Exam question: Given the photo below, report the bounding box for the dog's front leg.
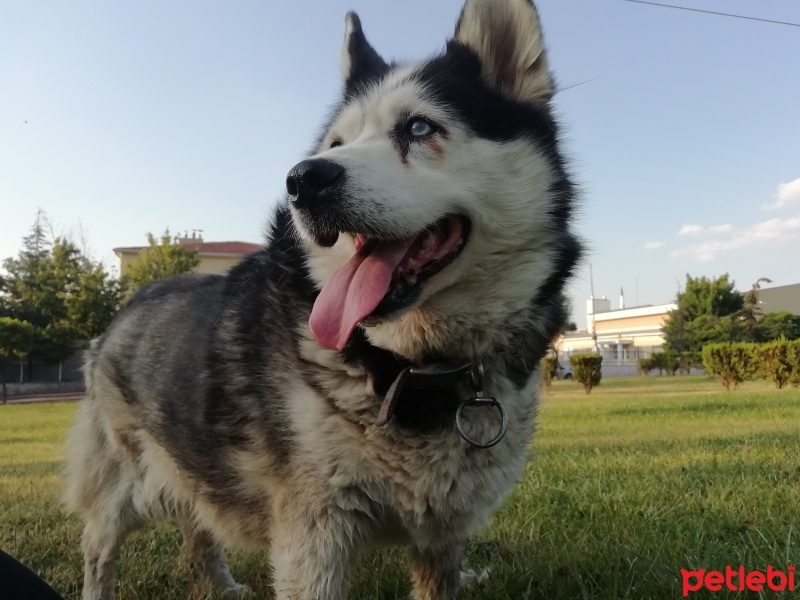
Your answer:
[270,494,362,600]
[409,544,464,600]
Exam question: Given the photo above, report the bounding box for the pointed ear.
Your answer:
[340,12,389,90]
[452,0,553,103]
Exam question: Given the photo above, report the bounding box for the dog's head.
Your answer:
[288,0,579,360]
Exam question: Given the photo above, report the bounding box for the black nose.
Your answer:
[286,159,344,209]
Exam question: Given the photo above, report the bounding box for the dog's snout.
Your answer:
[286,159,344,208]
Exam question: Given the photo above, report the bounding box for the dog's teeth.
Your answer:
[422,231,439,250]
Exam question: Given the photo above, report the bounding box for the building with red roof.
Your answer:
[114,231,262,276]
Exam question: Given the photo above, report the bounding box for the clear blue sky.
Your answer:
[2,0,799,328]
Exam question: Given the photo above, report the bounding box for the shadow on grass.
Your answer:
[0,436,41,445]
[536,429,800,461]
[0,460,63,478]
[351,540,688,600]
[8,522,799,600]
[608,400,762,417]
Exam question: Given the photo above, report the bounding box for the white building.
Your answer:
[554,295,676,368]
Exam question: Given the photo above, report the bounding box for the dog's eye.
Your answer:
[407,118,434,137]
[330,139,343,149]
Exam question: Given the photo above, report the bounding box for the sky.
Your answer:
[1,0,799,329]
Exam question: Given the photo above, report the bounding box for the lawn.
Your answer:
[1,376,799,599]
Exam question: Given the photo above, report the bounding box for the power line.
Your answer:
[558,75,604,94]
[620,0,800,29]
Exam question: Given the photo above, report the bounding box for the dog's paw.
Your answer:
[221,583,253,598]
[459,564,491,589]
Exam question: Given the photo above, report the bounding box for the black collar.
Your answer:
[376,361,476,426]
[377,361,507,449]
[341,330,508,448]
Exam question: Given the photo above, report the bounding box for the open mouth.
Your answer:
[309,215,469,351]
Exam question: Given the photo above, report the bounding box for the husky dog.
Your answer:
[64,0,581,598]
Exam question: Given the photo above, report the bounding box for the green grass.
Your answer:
[2,377,800,599]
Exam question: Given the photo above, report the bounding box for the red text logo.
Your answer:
[681,565,796,596]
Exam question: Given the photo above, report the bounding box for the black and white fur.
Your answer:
[64,1,582,598]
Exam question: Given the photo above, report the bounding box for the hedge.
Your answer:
[753,339,800,389]
[652,351,679,376]
[638,351,700,377]
[636,357,654,376]
[702,342,764,391]
[636,341,799,389]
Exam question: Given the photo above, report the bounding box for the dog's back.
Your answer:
[63,273,256,598]
[64,273,220,508]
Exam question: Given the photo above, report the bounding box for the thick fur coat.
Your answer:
[63,1,582,598]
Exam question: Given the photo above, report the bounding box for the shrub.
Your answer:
[636,357,654,376]
[677,351,699,375]
[702,342,760,391]
[649,352,664,375]
[663,351,679,376]
[757,339,794,389]
[569,353,603,395]
[788,340,800,387]
[651,351,679,376]
[541,356,559,390]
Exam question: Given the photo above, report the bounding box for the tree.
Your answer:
[124,230,200,292]
[0,209,52,322]
[663,306,692,353]
[1,213,123,364]
[49,241,124,342]
[0,317,35,401]
[759,311,800,341]
[680,274,744,321]
[663,274,745,352]
[738,277,772,342]
[686,314,743,348]
[569,353,603,395]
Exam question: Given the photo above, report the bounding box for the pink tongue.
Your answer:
[309,238,415,351]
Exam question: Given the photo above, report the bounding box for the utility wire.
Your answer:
[558,75,604,94]
[620,0,800,29]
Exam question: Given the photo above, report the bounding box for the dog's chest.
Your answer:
[326,380,535,535]
[293,333,538,534]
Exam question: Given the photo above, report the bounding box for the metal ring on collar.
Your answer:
[455,396,508,449]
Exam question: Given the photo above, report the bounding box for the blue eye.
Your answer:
[408,118,434,137]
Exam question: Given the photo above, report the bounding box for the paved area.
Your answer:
[1,392,83,405]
